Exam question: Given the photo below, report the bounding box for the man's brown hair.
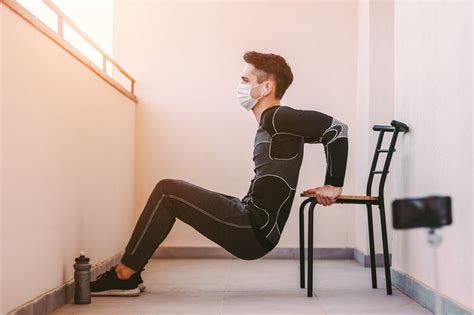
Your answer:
[243,51,293,99]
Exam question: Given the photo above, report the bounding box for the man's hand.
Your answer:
[302,185,343,206]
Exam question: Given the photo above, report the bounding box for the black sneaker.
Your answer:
[90,265,141,296]
[137,267,146,292]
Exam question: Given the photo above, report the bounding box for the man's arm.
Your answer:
[261,105,349,187]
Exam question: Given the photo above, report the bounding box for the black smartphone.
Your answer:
[392,196,452,229]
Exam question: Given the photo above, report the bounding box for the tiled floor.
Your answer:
[51,258,432,315]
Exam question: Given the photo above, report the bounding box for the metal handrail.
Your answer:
[42,0,135,94]
[3,0,136,99]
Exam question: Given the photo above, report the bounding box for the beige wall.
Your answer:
[1,5,136,314]
[391,0,472,310]
[113,0,359,249]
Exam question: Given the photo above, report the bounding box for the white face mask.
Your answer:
[236,81,268,111]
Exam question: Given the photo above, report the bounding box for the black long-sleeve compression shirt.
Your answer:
[241,104,349,251]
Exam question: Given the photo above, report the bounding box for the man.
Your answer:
[90,51,348,296]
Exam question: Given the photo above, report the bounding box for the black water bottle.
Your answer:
[74,251,91,304]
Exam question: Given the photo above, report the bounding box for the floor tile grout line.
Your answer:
[220,258,235,315]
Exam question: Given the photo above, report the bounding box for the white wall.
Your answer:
[353,0,369,256]
[113,0,359,249]
[353,0,396,257]
[392,1,472,310]
[355,0,472,309]
[1,5,136,314]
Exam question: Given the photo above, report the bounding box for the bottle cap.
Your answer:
[75,251,90,263]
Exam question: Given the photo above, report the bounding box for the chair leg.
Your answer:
[366,204,377,289]
[299,200,307,289]
[379,201,393,295]
[307,200,317,297]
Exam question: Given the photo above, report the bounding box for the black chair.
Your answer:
[298,120,409,297]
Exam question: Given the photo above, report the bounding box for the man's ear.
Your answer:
[263,81,272,96]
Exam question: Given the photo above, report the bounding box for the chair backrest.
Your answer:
[367,120,409,200]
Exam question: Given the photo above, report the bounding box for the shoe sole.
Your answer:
[138,283,146,292]
[91,287,141,297]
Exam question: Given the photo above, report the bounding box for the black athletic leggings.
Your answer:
[120,178,271,271]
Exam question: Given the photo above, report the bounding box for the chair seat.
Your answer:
[339,194,378,201]
[300,193,379,201]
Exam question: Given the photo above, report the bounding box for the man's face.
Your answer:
[240,63,268,100]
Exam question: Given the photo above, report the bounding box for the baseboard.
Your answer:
[7,251,126,315]
[154,246,391,267]
[391,268,473,315]
[353,247,392,267]
[152,246,355,259]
